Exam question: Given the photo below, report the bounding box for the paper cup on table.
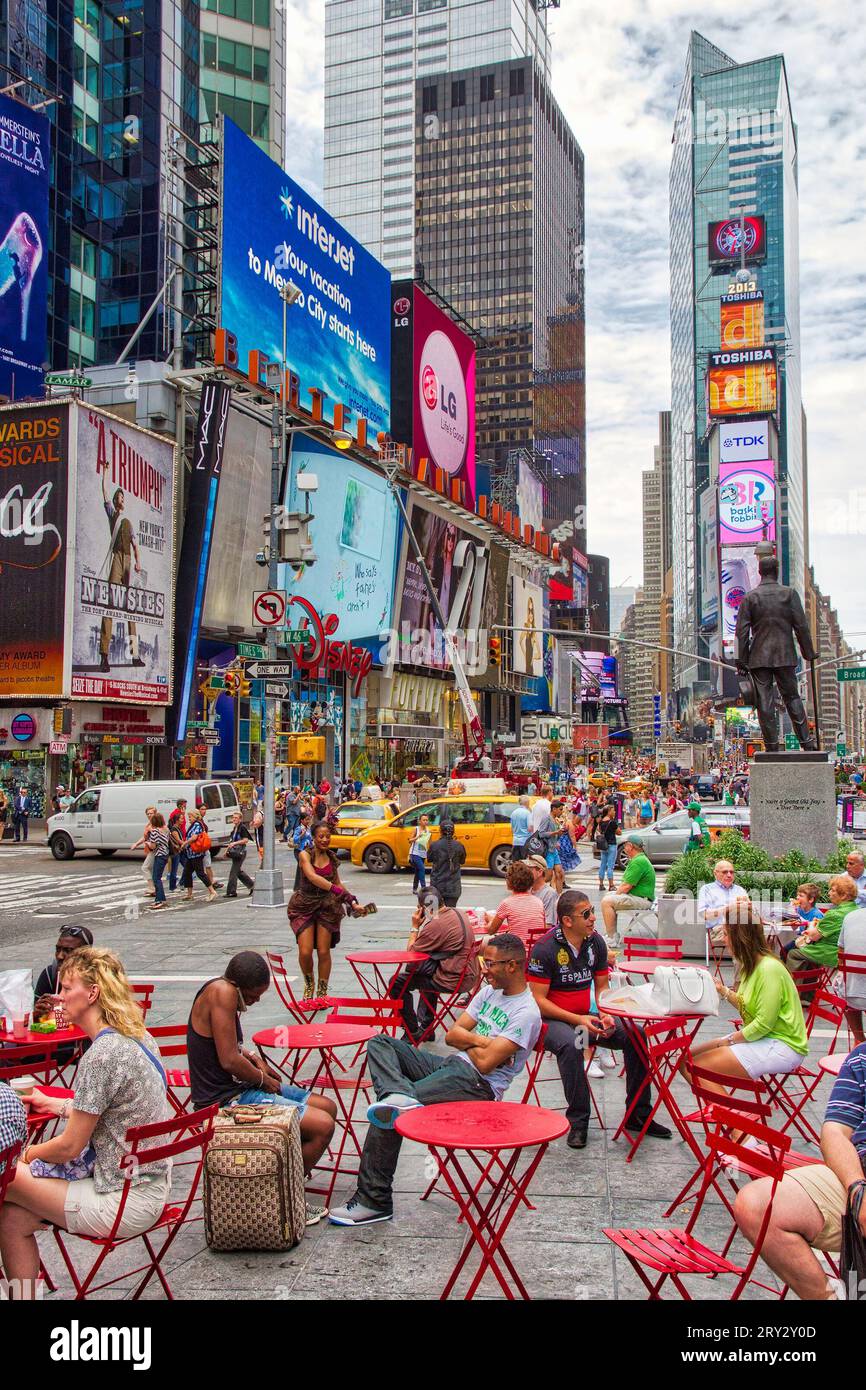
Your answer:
[11,1014,30,1040]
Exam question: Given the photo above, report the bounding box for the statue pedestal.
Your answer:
[749,752,837,862]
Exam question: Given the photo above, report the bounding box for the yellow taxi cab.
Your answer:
[349,792,523,878]
[329,799,399,854]
[617,777,652,796]
[587,771,617,790]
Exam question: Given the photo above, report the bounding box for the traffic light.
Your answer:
[224,670,240,697]
[488,635,502,667]
[239,674,251,698]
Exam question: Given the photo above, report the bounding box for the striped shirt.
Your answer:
[0,1082,27,1157]
[825,1043,866,1164]
[145,826,170,857]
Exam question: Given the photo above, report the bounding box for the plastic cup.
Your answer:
[11,1014,30,1040]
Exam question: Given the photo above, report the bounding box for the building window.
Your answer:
[480,73,495,102]
[418,0,446,9]
[384,0,413,18]
[509,67,525,98]
[422,84,438,113]
[202,0,270,21]
[451,79,465,108]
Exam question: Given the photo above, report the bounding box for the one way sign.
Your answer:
[265,682,290,699]
[246,661,293,679]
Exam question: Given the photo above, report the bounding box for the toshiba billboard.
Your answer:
[391,281,476,506]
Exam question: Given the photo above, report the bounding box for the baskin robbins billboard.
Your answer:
[718,458,776,545]
[218,116,390,433]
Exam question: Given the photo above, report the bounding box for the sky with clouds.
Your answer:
[283,1,865,639]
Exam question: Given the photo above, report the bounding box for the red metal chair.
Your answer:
[604,1105,792,1299]
[520,1020,605,1129]
[147,1023,193,1115]
[50,1105,217,1300]
[325,998,405,1034]
[763,988,848,1145]
[623,937,682,961]
[0,1138,22,1209]
[412,951,483,1046]
[132,983,155,1020]
[839,950,866,1044]
[266,952,330,1022]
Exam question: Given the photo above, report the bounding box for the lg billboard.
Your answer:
[219,117,391,433]
[391,281,476,507]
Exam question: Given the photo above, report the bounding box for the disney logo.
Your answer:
[287,595,373,696]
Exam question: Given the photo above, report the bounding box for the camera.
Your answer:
[255,548,269,568]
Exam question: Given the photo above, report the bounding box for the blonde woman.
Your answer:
[130,805,157,896]
[0,947,171,1299]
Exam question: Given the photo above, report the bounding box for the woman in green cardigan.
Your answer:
[784,874,857,976]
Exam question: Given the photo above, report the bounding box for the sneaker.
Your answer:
[366,1093,422,1130]
[329,1197,393,1227]
[305,1202,329,1227]
[601,1052,618,1069]
[587,1059,604,1079]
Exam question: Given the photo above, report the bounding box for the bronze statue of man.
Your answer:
[735,555,817,752]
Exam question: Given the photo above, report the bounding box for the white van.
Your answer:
[46,779,240,861]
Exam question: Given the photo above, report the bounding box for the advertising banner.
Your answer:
[397,501,489,670]
[720,292,764,350]
[521,631,558,713]
[720,547,760,660]
[413,286,476,506]
[516,460,544,534]
[719,458,776,544]
[575,650,620,702]
[0,400,69,697]
[699,488,720,628]
[512,575,544,677]
[718,418,771,462]
[71,407,176,705]
[0,93,50,400]
[708,215,767,266]
[707,354,777,419]
[219,116,390,433]
[280,436,400,643]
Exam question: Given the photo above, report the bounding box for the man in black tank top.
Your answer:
[187,951,337,1222]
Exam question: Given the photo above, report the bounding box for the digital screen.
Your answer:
[718,459,776,545]
[720,294,765,350]
[0,93,50,399]
[718,418,771,462]
[708,353,777,419]
[708,215,767,266]
[219,116,391,432]
[413,285,476,506]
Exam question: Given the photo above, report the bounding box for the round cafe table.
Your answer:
[615,958,671,979]
[596,991,708,1163]
[253,1021,380,1206]
[346,950,430,1000]
[0,1025,85,1050]
[395,1101,568,1301]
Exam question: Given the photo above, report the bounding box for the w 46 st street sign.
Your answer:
[837,666,866,682]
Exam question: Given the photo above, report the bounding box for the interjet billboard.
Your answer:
[718,419,771,462]
[413,287,476,506]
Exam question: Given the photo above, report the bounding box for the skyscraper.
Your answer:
[199,0,286,162]
[323,0,551,277]
[414,55,585,545]
[0,0,201,369]
[669,32,803,702]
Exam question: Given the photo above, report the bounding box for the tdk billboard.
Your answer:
[219,117,390,432]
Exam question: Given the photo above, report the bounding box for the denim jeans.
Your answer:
[355,1035,494,1213]
[233,1081,310,1119]
[598,845,617,881]
[410,854,427,891]
[543,1017,652,1130]
[152,853,168,904]
[168,852,182,891]
[387,958,440,1039]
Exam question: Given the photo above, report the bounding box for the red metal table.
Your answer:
[818,1053,849,1078]
[395,1101,568,1301]
[0,1025,85,1049]
[0,1027,86,1087]
[253,1021,380,1205]
[346,950,430,1000]
[615,959,670,979]
[596,991,708,1162]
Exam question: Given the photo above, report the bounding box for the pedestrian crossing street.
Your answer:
[0,870,180,920]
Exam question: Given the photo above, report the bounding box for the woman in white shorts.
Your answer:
[684,905,809,1090]
[0,947,171,1298]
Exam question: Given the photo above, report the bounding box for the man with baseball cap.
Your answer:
[599,835,656,949]
[526,854,558,928]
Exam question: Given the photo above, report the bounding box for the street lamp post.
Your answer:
[251,282,300,910]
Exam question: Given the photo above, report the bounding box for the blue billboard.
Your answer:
[279,437,400,643]
[220,117,390,432]
[0,93,50,399]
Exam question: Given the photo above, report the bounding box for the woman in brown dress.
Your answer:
[287,823,374,1000]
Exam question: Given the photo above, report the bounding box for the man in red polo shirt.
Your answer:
[527,890,672,1150]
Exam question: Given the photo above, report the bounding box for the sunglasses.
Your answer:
[60,926,90,940]
[575,908,594,921]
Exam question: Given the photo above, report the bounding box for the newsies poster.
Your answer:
[69,406,177,704]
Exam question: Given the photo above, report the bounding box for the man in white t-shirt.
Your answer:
[529,784,553,833]
[696,860,749,943]
[330,934,541,1226]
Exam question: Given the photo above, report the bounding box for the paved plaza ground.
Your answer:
[0,841,838,1301]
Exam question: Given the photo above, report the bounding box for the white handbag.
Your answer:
[648,965,719,1017]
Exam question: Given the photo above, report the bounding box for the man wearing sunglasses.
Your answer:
[527,890,671,1150]
[32,925,94,1020]
[696,859,749,947]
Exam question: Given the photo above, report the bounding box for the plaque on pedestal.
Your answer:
[749,752,837,862]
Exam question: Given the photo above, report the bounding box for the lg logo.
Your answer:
[422,364,438,410]
[418,330,469,475]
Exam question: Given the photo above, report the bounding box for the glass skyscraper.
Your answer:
[670,31,803,699]
[323,0,552,277]
[198,0,285,162]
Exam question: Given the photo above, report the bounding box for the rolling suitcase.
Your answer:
[204,1104,306,1251]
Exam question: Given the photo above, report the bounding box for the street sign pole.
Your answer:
[251,377,285,910]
